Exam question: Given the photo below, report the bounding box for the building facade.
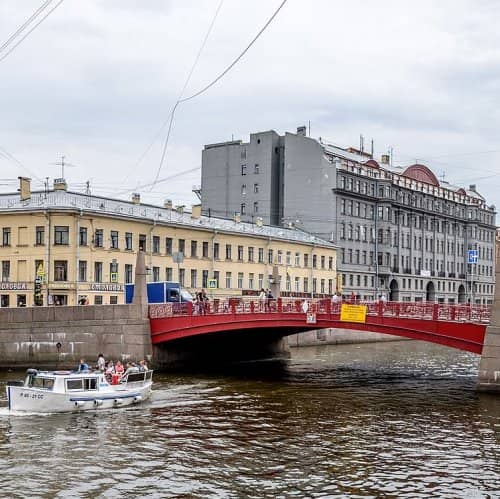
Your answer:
[201,128,496,304]
[0,179,337,308]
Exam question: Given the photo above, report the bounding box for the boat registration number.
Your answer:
[20,392,44,400]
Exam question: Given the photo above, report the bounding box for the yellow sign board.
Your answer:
[36,263,45,277]
[340,304,367,323]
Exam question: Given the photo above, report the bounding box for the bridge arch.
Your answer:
[389,279,399,301]
[426,281,435,302]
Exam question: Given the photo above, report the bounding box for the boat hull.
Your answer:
[6,383,152,413]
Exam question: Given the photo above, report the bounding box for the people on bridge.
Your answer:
[259,288,267,312]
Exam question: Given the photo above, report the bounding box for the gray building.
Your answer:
[201,128,496,304]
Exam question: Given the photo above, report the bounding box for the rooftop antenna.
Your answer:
[308,120,311,137]
[85,180,91,195]
[50,155,76,179]
[439,171,446,182]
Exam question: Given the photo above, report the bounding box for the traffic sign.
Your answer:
[467,249,478,264]
[208,279,217,289]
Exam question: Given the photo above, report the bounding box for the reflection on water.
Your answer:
[0,341,499,498]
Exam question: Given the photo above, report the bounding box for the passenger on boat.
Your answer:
[97,353,106,372]
[77,359,89,372]
[114,360,124,376]
[139,360,148,371]
[123,362,140,377]
[105,361,114,383]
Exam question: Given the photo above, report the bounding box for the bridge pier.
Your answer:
[477,242,500,393]
[153,329,289,369]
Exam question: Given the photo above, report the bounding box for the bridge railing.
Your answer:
[149,297,491,324]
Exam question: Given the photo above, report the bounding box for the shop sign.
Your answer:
[89,283,124,292]
[0,282,28,291]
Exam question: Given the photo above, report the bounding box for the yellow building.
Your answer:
[0,178,337,307]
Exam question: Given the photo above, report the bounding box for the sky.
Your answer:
[0,0,499,215]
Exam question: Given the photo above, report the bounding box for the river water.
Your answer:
[0,341,499,498]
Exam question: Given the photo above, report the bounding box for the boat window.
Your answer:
[145,371,152,380]
[30,377,55,390]
[83,378,97,390]
[66,379,84,391]
[126,372,145,383]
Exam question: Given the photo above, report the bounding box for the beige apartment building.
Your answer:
[0,178,337,307]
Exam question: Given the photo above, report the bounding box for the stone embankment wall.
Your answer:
[0,304,152,369]
[286,329,408,347]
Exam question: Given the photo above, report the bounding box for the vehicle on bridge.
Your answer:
[125,281,193,304]
[6,368,153,413]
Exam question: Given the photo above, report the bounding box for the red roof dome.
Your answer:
[403,163,439,186]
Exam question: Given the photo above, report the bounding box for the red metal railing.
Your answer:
[149,298,491,324]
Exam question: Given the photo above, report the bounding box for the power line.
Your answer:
[149,0,289,190]
[0,0,65,64]
[146,0,224,191]
[0,145,43,181]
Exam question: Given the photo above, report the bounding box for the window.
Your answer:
[165,237,173,255]
[110,231,119,249]
[304,254,309,267]
[79,227,88,246]
[248,247,254,262]
[226,272,232,289]
[328,257,333,270]
[110,261,118,282]
[295,252,301,266]
[179,268,185,286]
[54,260,67,281]
[153,236,160,254]
[258,274,264,289]
[36,226,45,246]
[152,266,160,281]
[241,203,246,215]
[253,201,258,213]
[226,244,232,260]
[94,229,103,248]
[94,295,103,305]
[312,255,317,268]
[241,184,247,195]
[249,273,254,289]
[213,242,220,259]
[268,249,273,264]
[125,232,133,250]
[2,261,10,281]
[241,164,247,175]
[202,241,209,258]
[237,272,244,289]
[258,248,264,263]
[125,264,133,284]
[139,234,147,251]
[178,239,185,254]
[190,269,197,288]
[94,262,103,282]
[191,240,197,257]
[254,163,259,174]
[165,267,173,281]
[202,270,208,288]
[238,245,244,261]
[286,251,291,265]
[213,271,219,288]
[78,261,87,282]
[304,277,309,293]
[254,183,259,193]
[110,296,118,305]
[2,228,11,246]
[277,251,282,264]
[321,256,326,269]
[54,226,69,245]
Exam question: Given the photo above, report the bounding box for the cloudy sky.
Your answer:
[1,0,499,214]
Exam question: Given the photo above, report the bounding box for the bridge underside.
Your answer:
[151,314,486,368]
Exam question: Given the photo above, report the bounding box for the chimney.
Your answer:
[164,199,173,210]
[234,212,241,223]
[176,205,184,214]
[381,154,390,165]
[132,193,141,204]
[297,126,307,137]
[255,217,263,227]
[18,176,31,201]
[469,184,476,192]
[53,178,67,191]
[191,204,202,219]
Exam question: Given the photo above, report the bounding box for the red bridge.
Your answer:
[149,298,490,355]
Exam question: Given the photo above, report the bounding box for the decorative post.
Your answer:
[477,237,500,392]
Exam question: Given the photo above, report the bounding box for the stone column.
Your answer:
[132,250,149,318]
[477,238,500,392]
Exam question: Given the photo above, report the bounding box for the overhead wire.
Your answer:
[0,0,65,64]
[148,0,289,191]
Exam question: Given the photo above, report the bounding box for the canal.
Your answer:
[0,341,499,498]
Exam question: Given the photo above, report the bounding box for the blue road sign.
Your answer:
[468,249,478,264]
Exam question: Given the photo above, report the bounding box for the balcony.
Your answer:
[391,267,400,273]
[403,268,412,274]
[459,273,466,279]
[448,272,456,278]
[438,271,446,278]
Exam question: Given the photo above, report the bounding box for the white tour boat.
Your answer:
[6,368,153,413]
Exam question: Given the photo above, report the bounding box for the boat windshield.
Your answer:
[28,377,55,390]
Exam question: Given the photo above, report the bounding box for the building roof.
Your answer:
[0,189,336,249]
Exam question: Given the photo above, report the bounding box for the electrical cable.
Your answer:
[148,0,288,191]
[0,0,65,64]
